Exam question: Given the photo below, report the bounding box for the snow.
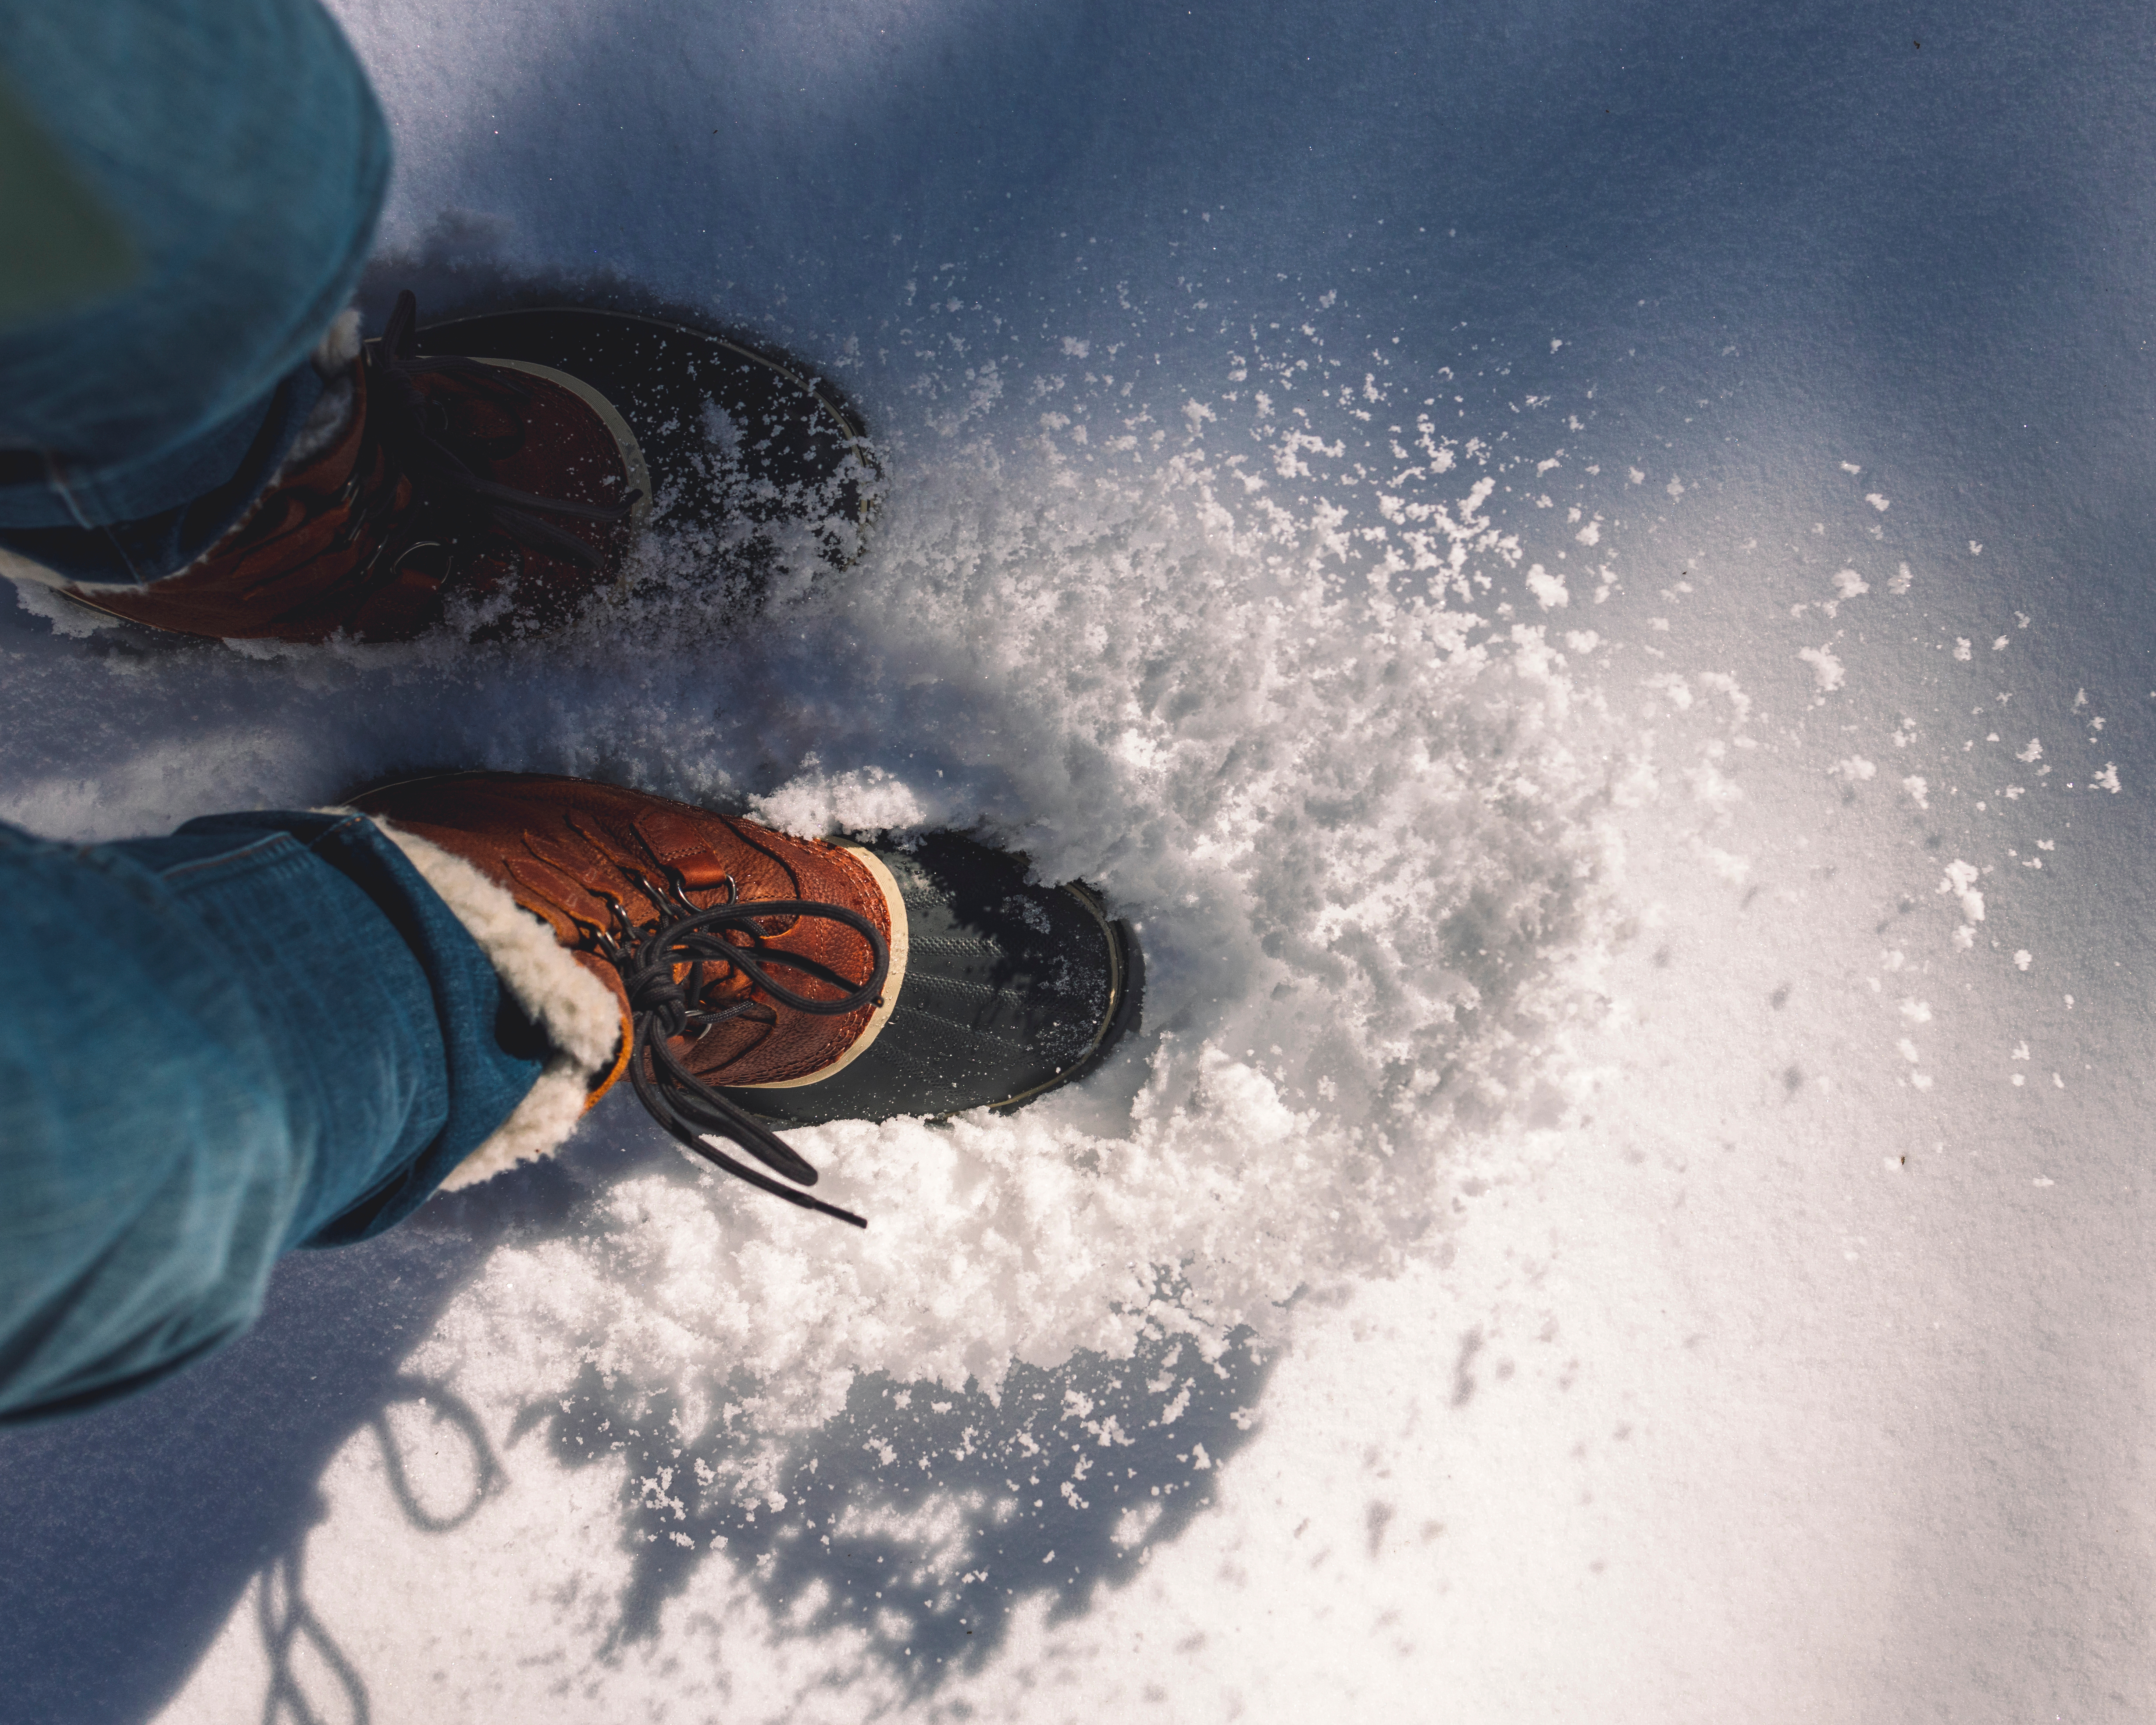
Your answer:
[4,0,2156,1720]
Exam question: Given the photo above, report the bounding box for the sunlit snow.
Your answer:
[4,1,2152,1721]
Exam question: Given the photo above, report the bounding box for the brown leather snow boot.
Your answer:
[355,770,906,1224]
[356,770,1143,1228]
[60,292,647,643]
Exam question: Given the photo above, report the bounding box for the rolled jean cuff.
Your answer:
[0,809,549,1423]
[171,809,559,1244]
[0,0,394,586]
[0,360,323,587]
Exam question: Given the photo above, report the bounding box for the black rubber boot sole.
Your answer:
[722,833,1145,1127]
[412,304,880,612]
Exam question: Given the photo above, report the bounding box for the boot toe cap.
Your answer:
[723,834,1141,1126]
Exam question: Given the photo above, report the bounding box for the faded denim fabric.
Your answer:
[0,813,545,1424]
[0,0,390,577]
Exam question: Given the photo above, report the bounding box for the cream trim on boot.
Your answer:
[365,815,625,1193]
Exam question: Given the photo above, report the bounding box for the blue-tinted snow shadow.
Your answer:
[5,0,2151,1711]
[0,1188,524,1725]
[549,1337,1276,1689]
[368,0,2147,424]
[356,0,2156,704]
[0,1101,1271,1722]
[493,1153,1277,1691]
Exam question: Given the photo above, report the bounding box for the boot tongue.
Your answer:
[517,828,656,926]
[633,809,735,888]
[505,854,616,931]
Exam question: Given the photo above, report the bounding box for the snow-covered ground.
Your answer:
[3,1,2153,1718]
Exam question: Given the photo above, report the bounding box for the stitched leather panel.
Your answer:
[356,773,890,1087]
[65,353,633,643]
[631,808,733,887]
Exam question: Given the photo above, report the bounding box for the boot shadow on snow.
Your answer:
[0,241,1236,1719]
[421,1109,1274,1695]
[0,1087,1268,1724]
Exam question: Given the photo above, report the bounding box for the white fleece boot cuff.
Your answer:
[282,306,365,470]
[368,816,624,1193]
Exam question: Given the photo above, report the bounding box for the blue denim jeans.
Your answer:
[0,815,547,1424]
[0,0,390,583]
[0,14,544,1425]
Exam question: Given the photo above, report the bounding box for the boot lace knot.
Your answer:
[563,828,887,1229]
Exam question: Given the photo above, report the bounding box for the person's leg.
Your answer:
[0,773,1137,1422]
[0,812,599,1423]
[0,4,864,642]
[0,0,390,584]
[0,4,645,640]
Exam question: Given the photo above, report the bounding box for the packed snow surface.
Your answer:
[4,0,2154,1720]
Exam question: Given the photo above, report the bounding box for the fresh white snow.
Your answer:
[2,1,2152,1720]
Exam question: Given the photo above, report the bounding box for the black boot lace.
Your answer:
[359,289,642,577]
[565,830,888,1229]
